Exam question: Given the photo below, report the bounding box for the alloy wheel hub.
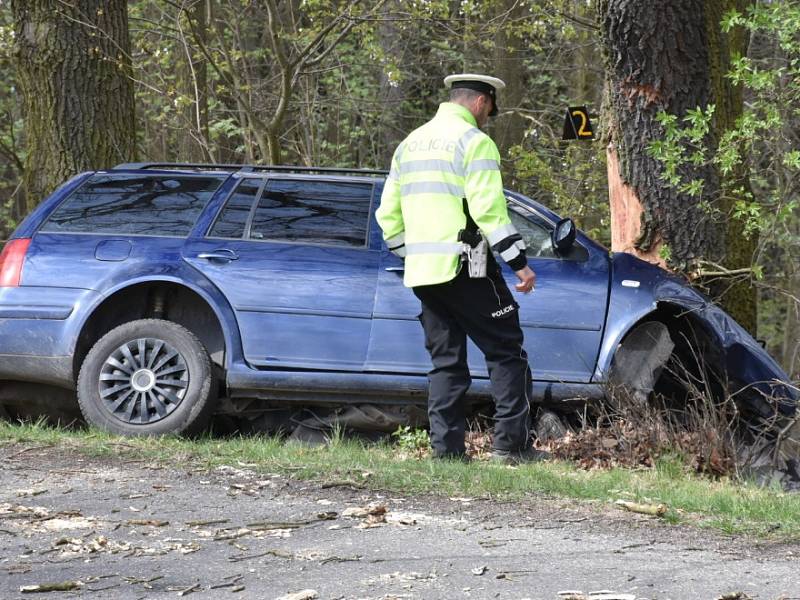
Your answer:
[131,369,156,392]
[98,338,189,425]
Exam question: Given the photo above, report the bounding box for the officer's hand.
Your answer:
[514,266,536,293]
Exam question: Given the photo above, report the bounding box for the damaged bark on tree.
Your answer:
[599,0,757,333]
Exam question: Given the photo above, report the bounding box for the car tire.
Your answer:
[77,319,215,436]
[608,321,675,408]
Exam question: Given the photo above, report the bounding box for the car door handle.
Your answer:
[197,249,239,261]
[385,266,404,272]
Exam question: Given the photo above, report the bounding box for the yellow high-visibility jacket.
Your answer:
[376,102,527,288]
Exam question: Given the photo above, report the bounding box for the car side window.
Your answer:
[506,202,557,259]
[41,174,224,237]
[249,179,371,247]
[208,178,262,238]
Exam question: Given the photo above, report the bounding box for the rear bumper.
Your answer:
[0,288,97,387]
[0,354,74,388]
[0,287,99,357]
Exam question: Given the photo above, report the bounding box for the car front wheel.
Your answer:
[77,319,215,436]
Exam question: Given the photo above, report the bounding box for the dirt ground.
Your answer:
[1,443,799,600]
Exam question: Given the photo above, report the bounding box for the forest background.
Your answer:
[0,0,798,378]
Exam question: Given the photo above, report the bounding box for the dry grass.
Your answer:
[543,344,799,487]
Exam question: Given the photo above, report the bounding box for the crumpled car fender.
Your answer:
[594,253,796,414]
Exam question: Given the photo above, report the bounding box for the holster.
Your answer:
[465,237,488,278]
[457,207,487,279]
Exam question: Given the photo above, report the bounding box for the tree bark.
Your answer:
[781,273,800,379]
[490,0,527,186]
[178,0,212,162]
[376,0,410,166]
[600,0,757,333]
[12,0,135,210]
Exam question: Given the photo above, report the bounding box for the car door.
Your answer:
[366,194,610,383]
[183,175,379,371]
[501,198,609,382]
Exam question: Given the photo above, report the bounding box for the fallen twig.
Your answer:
[245,520,314,530]
[124,519,168,527]
[228,549,292,562]
[177,583,201,596]
[319,554,362,564]
[20,580,83,593]
[85,583,120,592]
[321,480,365,489]
[209,581,240,589]
[213,530,252,542]
[8,445,55,460]
[210,574,244,589]
[614,500,668,517]
[186,518,229,527]
[121,575,163,587]
[618,540,656,550]
[34,510,82,522]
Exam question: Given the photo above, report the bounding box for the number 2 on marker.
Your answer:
[572,109,591,137]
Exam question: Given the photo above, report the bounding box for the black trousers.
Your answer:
[412,263,533,456]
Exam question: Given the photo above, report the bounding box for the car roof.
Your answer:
[107,162,571,229]
[111,163,389,178]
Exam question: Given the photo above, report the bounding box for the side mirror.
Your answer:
[552,218,576,254]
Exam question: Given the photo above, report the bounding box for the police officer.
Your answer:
[376,74,547,464]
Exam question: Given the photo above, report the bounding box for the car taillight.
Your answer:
[0,238,31,287]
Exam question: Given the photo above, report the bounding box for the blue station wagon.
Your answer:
[0,164,794,435]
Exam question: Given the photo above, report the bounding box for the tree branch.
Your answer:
[289,1,360,69]
[0,137,23,173]
[304,0,390,69]
[264,0,290,70]
[186,4,270,145]
[689,260,759,279]
[546,6,600,31]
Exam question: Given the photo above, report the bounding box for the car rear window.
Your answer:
[41,174,224,236]
[248,179,372,247]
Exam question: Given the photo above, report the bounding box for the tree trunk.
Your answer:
[490,0,527,187]
[600,0,757,333]
[781,272,800,379]
[376,0,409,166]
[12,0,135,210]
[179,0,211,162]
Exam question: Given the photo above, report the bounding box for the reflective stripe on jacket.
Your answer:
[376,102,527,288]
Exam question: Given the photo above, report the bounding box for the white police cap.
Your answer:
[444,73,506,116]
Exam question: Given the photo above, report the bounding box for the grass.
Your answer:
[2,419,800,541]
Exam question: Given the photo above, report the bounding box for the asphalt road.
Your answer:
[0,444,798,600]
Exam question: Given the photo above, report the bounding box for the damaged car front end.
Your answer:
[597,251,796,426]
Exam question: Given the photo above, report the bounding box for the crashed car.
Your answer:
[0,163,795,436]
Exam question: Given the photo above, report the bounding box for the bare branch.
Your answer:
[543,5,600,32]
[174,0,214,162]
[689,260,760,279]
[289,2,359,69]
[0,136,23,172]
[304,0,390,69]
[302,18,357,70]
[264,0,290,70]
